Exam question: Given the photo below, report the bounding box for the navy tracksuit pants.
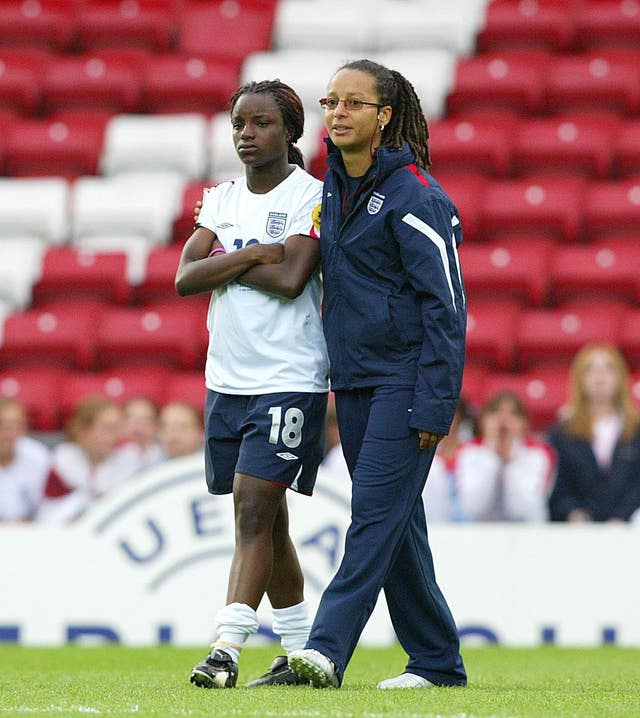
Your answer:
[307,385,467,686]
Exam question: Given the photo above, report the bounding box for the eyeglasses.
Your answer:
[319,97,382,111]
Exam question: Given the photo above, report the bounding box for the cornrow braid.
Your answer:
[338,59,431,169]
[228,79,306,168]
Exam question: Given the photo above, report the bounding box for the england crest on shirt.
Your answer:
[367,192,385,215]
[266,211,287,238]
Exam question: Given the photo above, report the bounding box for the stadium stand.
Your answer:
[0,0,639,436]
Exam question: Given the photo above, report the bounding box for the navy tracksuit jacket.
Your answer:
[307,140,468,686]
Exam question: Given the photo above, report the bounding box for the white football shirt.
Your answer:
[197,166,329,394]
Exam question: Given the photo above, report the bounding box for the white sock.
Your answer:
[213,602,259,664]
[272,600,312,653]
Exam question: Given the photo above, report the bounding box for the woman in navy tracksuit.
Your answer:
[289,59,467,689]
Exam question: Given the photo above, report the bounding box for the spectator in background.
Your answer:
[423,397,475,523]
[117,396,164,471]
[0,398,50,522]
[548,344,640,523]
[455,391,555,522]
[36,396,140,525]
[157,401,204,460]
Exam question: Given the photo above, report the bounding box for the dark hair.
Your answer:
[229,79,306,168]
[482,391,529,420]
[337,59,430,169]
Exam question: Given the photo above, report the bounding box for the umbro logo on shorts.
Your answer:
[276,452,299,461]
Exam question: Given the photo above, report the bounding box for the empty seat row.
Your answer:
[8,236,640,316]
[0,241,187,310]
[0,0,276,62]
[429,114,640,179]
[462,238,640,307]
[477,0,640,53]
[0,0,484,58]
[0,300,209,372]
[465,300,640,372]
[2,173,638,255]
[0,364,205,433]
[0,49,241,116]
[431,174,640,244]
[447,49,640,117]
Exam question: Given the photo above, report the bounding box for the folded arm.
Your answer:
[238,234,321,299]
[174,227,283,296]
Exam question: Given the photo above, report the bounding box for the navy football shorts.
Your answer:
[204,389,328,496]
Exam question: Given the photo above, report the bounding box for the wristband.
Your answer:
[208,247,226,257]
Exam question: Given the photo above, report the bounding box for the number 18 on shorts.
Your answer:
[204,390,328,496]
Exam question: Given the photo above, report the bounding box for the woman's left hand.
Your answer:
[419,430,444,450]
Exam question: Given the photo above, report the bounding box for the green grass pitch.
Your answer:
[0,645,639,717]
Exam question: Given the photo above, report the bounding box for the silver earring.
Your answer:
[379,124,385,131]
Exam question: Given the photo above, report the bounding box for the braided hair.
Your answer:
[337,59,431,169]
[228,79,306,168]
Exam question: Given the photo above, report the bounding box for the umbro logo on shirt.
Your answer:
[216,222,234,229]
[276,452,299,461]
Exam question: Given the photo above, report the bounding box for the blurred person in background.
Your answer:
[157,401,204,460]
[455,391,555,522]
[117,396,164,471]
[36,396,139,525]
[422,396,475,523]
[0,398,50,522]
[548,344,640,523]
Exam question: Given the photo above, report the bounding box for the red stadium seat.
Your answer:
[429,116,515,177]
[476,0,576,52]
[172,179,211,244]
[480,176,586,243]
[135,244,183,303]
[76,0,177,52]
[4,114,107,177]
[511,115,618,179]
[42,53,143,114]
[59,366,170,425]
[0,366,66,432]
[461,239,552,306]
[446,50,550,116]
[516,304,624,369]
[575,1,640,51]
[0,305,100,370]
[433,172,486,244]
[465,300,521,370]
[95,303,206,370]
[544,52,640,115]
[583,179,640,242]
[480,366,571,432]
[142,53,239,115]
[550,239,640,304]
[460,364,488,413]
[0,48,51,115]
[161,370,206,410]
[619,308,640,371]
[0,0,77,52]
[32,247,132,306]
[179,1,276,65]
[614,120,640,178]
